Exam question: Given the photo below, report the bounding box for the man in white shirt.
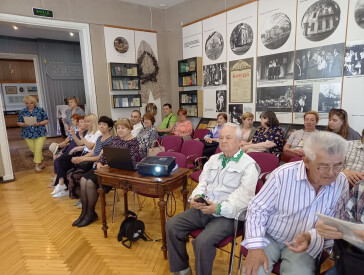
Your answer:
[166,123,259,275]
[243,131,349,275]
[130,110,143,137]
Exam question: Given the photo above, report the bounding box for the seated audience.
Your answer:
[72,118,139,227]
[316,179,364,275]
[57,114,82,152]
[166,123,259,275]
[63,96,85,131]
[52,116,112,198]
[130,110,143,137]
[342,129,364,186]
[242,131,349,275]
[137,113,159,159]
[202,112,227,157]
[242,111,284,155]
[170,108,193,139]
[240,112,257,146]
[157,103,178,136]
[283,110,319,158]
[327,108,361,140]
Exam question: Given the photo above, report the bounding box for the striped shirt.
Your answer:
[242,160,349,258]
[344,140,364,173]
[92,136,112,157]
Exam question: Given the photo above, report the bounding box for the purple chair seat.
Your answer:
[190,170,202,182]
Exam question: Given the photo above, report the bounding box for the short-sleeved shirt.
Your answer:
[286,129,317,149]
[64,106,85,127]
[159,113,178,134]
[347,127,361,141]
[83,130,102,153]
[92,135,112,157]
[251,125,284,155]
[172,120,193,137]
[344,140,364,173]
[17,106,48,139]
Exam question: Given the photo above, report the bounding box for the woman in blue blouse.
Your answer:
[242,111,284,155]
[202,113,227,157]
[17,95,49,172]
[137,113,159,159]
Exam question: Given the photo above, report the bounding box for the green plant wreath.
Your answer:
[137,51,159,84]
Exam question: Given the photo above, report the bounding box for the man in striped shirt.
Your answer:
[242,131,349,275]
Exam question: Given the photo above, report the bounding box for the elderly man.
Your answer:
[243,131,349,275]
[157,103,178,135]
[130,110,143,137]
[166,123,259,275]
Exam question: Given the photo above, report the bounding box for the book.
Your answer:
[115,80,120,89]
[114,97,120,108]
[127,68,133,76]
[112,80,118,90]
[123,98,129,107]
[132,67,137,76]
[133,97,140,106]
[189,60,196,71]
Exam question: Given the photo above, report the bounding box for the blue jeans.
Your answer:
[325,266,338,275]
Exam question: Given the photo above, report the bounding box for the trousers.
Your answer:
[166,208,234,275]
[24,136,47,164]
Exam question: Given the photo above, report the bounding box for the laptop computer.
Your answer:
[102,146,137,171]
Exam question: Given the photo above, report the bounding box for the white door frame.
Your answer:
[0,13,98,181]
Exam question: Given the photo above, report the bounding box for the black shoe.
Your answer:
[77,213,98,228]
[72,216,84,227]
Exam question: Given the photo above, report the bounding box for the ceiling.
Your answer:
[0,21,80,42]
[119,0,186,9]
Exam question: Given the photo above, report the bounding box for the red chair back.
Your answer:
[181,140,204,162]
[157,151,187,168]
[247,152,279,174]
[193,129,210,140]
[161,135,183,152]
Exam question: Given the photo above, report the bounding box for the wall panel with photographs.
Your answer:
[182,0,364,131]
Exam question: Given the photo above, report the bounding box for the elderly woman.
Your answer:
[63,96,85,132]
[170,108,193,139]
[202,113,227,157]
[17,95,49,172]
[137,113,159,159]
[240,112,257,146]
[242,111,284,155]
[327,108,361,140]
[72,118,139,227]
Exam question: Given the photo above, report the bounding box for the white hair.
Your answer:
[222,122,242,139]
[304,131,348,161]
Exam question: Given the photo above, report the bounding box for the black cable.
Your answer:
[143,231,162,242]
[166,192,177,217]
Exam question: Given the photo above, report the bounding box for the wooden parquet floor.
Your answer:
[0,167,238,275]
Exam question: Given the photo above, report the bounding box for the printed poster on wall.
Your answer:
[104,27,136,63]
[229,58,253,103]
[183,22,203,59]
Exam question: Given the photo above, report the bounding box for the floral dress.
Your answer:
[251,125,284,155]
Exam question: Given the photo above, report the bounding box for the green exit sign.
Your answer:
[32,8,54,18]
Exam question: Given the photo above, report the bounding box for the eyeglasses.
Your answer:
[331,109,346,118]
[316,164,343,174]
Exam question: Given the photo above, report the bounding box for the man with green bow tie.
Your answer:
[166,123,260,275]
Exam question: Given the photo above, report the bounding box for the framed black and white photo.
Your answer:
[344,40,364,76]
[355,0,364,29]
[294,43,344,80]
[205,31,224,61]
[257,51,294,82]
[318,82,341,112]
[230,23,253,56]
[293,84,313,112]
[114,37,129,53]
[256,86,293,112]
[301,0,341,42]
[203,63,227,87]
[228,104,243,124]
[216,90,227,112]
[261,13,291,50]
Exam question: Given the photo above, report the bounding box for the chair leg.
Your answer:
[237,251,243,275]
[112,188,117,223]
[153,198,156,209]
[137,194,142,210]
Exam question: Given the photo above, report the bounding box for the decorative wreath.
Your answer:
[137,51,159,84]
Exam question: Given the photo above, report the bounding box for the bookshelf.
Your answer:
[109,63,140,90]
[179,90,203,117]
[111,94,142,108]
[178,57,202,87]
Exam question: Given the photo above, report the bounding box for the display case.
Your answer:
[109,63,140,91]
[179,90,203,117]
[178,57,202,87]
[111,94,142,108]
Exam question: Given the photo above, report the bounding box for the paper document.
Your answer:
[317,214,364,250]
[24,116,37,126]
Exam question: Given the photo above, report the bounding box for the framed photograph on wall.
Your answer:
[5,86,17,94]
[229,58,253,103]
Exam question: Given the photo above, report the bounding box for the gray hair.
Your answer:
[222,122,242,139]
[304,131,348,161]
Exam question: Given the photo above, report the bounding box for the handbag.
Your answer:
[333,239,364,275]
[147,140,165,156]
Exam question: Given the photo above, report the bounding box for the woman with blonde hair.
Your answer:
[240,112,257,146]
[17,95,49,172]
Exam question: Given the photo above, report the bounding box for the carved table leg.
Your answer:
[98,186,108,238]
[158,196,168,260]
[123,188,129,217]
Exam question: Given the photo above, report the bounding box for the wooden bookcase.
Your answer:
[179,90,203,117]
[111,94,142,108]
[109,63,140,91]
[178,57,202,87]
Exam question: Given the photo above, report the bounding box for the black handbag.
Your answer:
[117,210,146,248]
[333,239,364,275]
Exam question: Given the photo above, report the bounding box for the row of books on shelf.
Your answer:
[179,75,197,86]
[112,79,139,90]
[180,94,197,104]
[114,97,141,108]
[179,60,196,73]
[111,66,138,76]
[181,105,198,116]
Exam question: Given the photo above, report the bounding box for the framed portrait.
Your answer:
[5,86,17,94]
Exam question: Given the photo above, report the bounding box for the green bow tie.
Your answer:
[219,150,243,168]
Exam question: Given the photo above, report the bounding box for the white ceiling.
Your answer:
[119,0,186,9]
[0,21,80,42]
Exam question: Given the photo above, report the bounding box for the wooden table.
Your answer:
[95,167,190,260]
